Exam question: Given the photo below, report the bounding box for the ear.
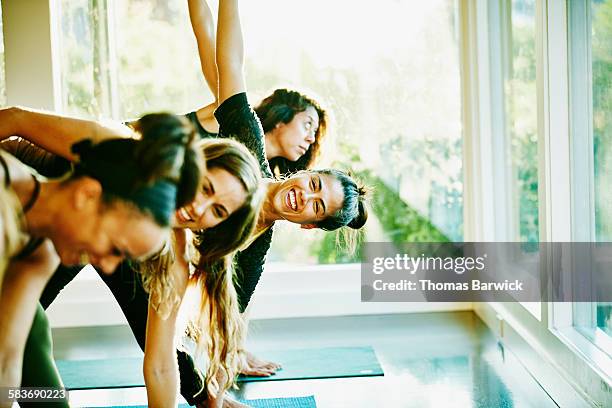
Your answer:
[72,177,103,211]
[300,223,317,230]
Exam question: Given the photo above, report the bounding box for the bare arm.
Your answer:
[0,240,59,395]
[0,107,133,162]
[216,0,246,105]
[188,0,219,102]
[143,232,189,408]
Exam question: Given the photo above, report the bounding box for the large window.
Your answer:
[591,0,612,338]
[58,0,464,266]
[505,0,538,244]
[569,0,612,350]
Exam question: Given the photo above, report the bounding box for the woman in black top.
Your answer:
[187,0,329,178]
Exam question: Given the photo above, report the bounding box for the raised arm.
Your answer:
[0,107,133,162]
[188,0,219,102]
[216,0,246,104]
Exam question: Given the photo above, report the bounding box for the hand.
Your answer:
[240,350,281,377]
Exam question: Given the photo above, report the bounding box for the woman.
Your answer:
[0,112,202,400]
[0,120,263,408]
[186,0,329,177]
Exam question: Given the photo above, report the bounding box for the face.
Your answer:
[274,106,319,162]
[271,172,345,226]
[52,182,168,274]
[173,167,248,230]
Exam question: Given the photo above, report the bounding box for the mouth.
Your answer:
[285,188,298,211]
[298,146,308,154]
[176,207,194,223]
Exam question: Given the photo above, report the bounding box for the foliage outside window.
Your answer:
[58,0,464,265]
[591,0,611,338]
[505,0,539,244]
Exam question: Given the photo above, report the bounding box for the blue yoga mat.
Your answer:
[105,395,316,408]
[57,346,382,390]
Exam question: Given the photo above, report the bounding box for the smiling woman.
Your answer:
[265,171,345,227]
[173,138,256,231]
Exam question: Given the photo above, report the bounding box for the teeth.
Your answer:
[180,208,192,222]
[289,190,297,210]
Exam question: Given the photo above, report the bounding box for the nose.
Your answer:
[192,193,213,218]
[299,188,317,206]
[304,131,315,144]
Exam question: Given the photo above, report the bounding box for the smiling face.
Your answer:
[272,106,320,162]
[173,167,248,230]
[51,179,167,274]
[270,171,345,226]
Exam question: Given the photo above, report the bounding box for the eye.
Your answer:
[213,205,227,219]
[314,201,319,214]
[310,177,316,191]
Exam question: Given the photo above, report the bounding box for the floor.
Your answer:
[51,312,570,408]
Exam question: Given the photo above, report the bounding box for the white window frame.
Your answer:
[470,0,610,405]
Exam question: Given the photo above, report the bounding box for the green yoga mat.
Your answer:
[57,346,382,390]
[106,396,316,408]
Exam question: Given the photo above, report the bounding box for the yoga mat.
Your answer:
[58,346,383,390]
[106,396,316,408]
[239,346,383,382]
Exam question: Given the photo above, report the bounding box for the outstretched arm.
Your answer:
[216,0,246,105]
[0,107,133,162]
[0,240,59,394]
[143,231,189,408]
[188,0,219,102]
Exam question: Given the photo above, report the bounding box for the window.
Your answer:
[568,0,612,354]
[495,0,539,244]
[486,0,540,317]
[58,0,464,266]
[591,0,612,341]
[248,0,464,265]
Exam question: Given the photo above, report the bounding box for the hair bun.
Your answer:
[70,139,95,158]
[348,198,368,230]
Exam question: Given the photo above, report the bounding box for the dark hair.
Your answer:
[312,169,368,231]
[255,88,328,176]
[71,113,203,226]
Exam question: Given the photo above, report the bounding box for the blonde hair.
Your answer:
[138,138,264,398]
[188,257,246,398]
